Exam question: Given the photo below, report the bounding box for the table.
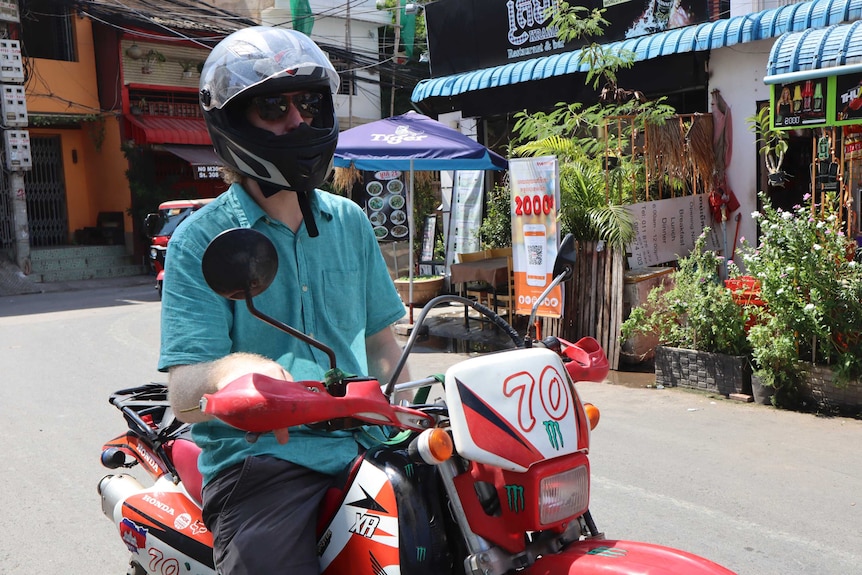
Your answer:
[450,256,509,287]
[450,256,510,325]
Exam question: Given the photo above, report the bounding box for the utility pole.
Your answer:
[0,36,32,273]
[390,1,400,117]
[346,0,353,128]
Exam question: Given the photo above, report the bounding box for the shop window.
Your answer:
[20,0,76,62]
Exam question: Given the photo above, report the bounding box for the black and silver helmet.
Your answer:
[200,26,340,199]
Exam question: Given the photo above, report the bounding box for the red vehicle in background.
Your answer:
[145,198,214,297]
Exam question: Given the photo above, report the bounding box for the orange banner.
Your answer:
[509,157,562,318]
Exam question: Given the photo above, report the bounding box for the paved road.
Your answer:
[0,278,860,574]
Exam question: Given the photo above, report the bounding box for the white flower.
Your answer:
[751,211,762,219]
[804,303,815,312]
[776,288,784,295]
[813,244,822,251]
[781,212,793,220]
[817,221,825,228]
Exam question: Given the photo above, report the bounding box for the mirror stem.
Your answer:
[245,291,337,371]
[525,267,572,347]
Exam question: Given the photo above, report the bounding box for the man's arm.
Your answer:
[366,326,410,387]
[168,352,292,424]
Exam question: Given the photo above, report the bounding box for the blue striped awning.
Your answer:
[412,0,862,102]
[764,20,862,83]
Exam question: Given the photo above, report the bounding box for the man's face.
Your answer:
[246,92,322,135]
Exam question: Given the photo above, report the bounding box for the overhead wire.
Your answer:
[22,0,429,118]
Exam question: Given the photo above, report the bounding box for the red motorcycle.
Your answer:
[99,229,735,575]
[144,198,214,297]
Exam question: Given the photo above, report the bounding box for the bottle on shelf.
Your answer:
[813,82,823,112]
[802,80,813,112]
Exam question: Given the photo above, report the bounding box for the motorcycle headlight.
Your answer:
[539,464,589,525]
[149,248,158,259]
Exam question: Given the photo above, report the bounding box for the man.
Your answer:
[159,26,408,575]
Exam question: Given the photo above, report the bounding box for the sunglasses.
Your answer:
[250,93,322,122]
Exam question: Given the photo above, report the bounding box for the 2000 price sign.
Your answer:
[514,194,554,216]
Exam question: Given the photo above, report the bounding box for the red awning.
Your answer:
[125,115,211,146]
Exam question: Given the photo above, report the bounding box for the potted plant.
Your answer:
[393,274,444,305]
[141,49,165,74]
[747,107,789,187]
[125,43,143,60]
[178,60,197,79]
[740,193,862,413]
[620,229,752,396]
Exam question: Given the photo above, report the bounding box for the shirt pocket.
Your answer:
[321,269,363,331]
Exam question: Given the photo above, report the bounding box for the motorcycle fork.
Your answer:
[437,458,490,555]
[437,458,602,575]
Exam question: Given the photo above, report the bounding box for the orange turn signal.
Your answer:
[584,403,600,430]
[416,428,453,464]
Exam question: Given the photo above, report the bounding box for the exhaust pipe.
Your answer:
[98,474,144,520]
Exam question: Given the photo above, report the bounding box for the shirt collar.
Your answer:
[231,184,334,228]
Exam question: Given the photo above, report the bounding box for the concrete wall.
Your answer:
[260,2,386,125]
[708,38,775,270]
[205,1,389,125]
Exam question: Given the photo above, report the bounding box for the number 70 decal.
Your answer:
[502,365,571,433]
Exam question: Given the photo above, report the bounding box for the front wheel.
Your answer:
[156,279,163,300]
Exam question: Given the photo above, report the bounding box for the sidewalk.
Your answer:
[394,299,656,389]
[0,258,43,296]
[0,262,656,388]
[0,259,155,297]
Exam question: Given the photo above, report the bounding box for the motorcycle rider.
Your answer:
[158,26,409,575]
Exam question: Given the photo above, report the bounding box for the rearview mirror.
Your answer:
[551,233,576,279]
[144,213,159,238]
[202,228,278,301]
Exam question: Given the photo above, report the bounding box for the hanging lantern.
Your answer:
[126,44,143,60]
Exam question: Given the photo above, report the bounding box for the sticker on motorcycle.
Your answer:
[120,518,147,553]
[174,513,192,530]
[319,461,400,575]
[445,348,588,472]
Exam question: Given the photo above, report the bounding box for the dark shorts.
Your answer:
[202,456,332,575]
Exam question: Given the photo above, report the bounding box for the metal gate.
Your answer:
[24,136,68,247]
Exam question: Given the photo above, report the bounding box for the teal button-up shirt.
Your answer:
[158,183,405,484]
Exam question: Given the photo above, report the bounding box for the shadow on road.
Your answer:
[0,276,159,318]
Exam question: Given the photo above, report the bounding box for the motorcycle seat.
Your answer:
[169,437,204,505]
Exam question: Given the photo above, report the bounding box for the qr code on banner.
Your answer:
[527,244,543,266]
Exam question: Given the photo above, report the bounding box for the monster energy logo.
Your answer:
[586,546,628,558]
[405,463,415,478]
[543,420,564,450]
[416,546,426,561]
[505,484,525,513]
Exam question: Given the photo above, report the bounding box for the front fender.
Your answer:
[526,539,735,575]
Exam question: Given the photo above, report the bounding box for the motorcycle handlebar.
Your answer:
[200,373,435,434]
[385,294,523,396]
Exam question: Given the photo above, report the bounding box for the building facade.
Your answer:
[411,0,862,269]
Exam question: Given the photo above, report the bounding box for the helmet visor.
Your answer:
[250,92,324,123]
[200,26,339,111]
